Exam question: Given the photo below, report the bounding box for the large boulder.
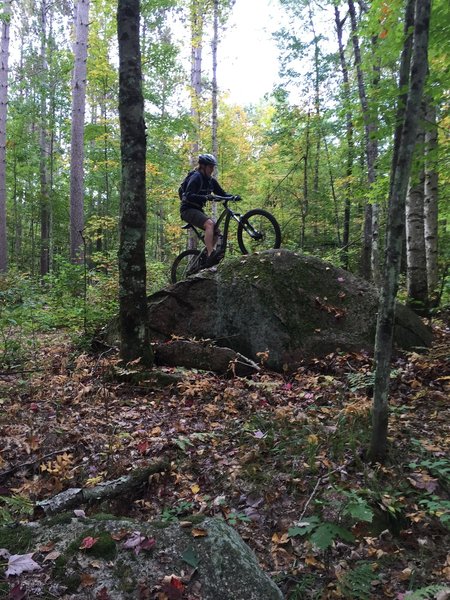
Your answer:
[147,249,431,372]
[1,516,284,599]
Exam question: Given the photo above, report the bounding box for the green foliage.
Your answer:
[286,573,322,600]
[418,497,450,528]
[408,456,450,488]
[346,369,400,393]
[0,272,40,367]
[338,561,377,600]
[160,500,195,523]
[147,260,170,293]
[0,495,34,525]
[342,491,374,524]
[226,510,252,526]
[288,515,354,550]
[407,585,450,599]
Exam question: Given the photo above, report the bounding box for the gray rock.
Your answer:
[3,516,283,599]
[145,249,432,371]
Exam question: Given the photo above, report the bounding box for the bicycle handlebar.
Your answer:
[209,194,242,202]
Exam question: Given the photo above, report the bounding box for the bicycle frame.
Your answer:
[183,197,243,253]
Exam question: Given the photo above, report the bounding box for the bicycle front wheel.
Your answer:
[171,249,201,283]
[237,209,281,254]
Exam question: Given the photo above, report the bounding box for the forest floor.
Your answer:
[0,314,449,599]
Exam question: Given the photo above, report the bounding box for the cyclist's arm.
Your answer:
[211,178,233,198]
[185,172,208,205]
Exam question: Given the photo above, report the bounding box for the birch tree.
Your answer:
[70,0,90,263]
[0,0,11,273]
[117,0,152,365]
[370,0,431,462]
[39,0,51,276]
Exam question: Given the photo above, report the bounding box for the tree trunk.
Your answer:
[190,0,202,157]
[308,3,321,236]
[348,0,378,282]
[70,0,90,263]
[334,6,354,269]
[188,0,203,249]
[424,100,439,303]
[300,111,311,249]
[0,0,11,273]
[117,0,153,366]
[406,114,428,314]
[370,0,431,463]
[211,0,219,220]
[39,0,51,277]
[370,36,381,285]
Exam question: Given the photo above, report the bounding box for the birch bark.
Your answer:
[39,0,51,276]
[370,0,431,462]
[0,0,11,273]
[70,0,90,263]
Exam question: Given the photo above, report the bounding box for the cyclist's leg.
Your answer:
[203,219,216,256]
[181,207,217,256]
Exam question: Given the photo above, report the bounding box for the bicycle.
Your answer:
[170,195,281,283]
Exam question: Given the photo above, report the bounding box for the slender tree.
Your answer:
[334,4,354,269]
[370,0,431,462]
[406,113,428,314]
[424,100,439,302]
[117,0,152,365]
[0,0,11,273]
[70,0,90,263]
[39,0,51,276]
[348,0,378,282]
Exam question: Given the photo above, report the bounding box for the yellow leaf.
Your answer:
[191,528,207,538]
[306,434,319,445]
[399,568,412,581]
[272,532,289,545]
[191,483,200,494]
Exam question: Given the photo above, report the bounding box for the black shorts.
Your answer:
[181,207,215,230]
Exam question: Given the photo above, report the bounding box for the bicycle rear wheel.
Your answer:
[171,249,202,283]
[237,209,281,254]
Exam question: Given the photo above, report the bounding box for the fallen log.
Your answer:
[153,339,260,377]
[35,459,169,516]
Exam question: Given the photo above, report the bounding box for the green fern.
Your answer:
[408,584,450,599]
[338,562,376,600]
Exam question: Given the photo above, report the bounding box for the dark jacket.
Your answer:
[181,170,230,212]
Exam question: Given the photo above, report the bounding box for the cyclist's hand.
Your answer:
[233,195,242,201]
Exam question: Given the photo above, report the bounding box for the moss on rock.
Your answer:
[0,524,35,553]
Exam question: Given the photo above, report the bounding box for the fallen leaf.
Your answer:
[191,528,207,538]
[43,550,61,562]
[80,536,99,550]
[81,573,97,587]
[6,553,42,576]
[123,531,155,554]
[39,541,55,553]
[111,529,129,541]
[162,575,185,600]
[96,587,110,600]
[8,584,27,600]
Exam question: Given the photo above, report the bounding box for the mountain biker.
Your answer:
[180,153,238,267]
